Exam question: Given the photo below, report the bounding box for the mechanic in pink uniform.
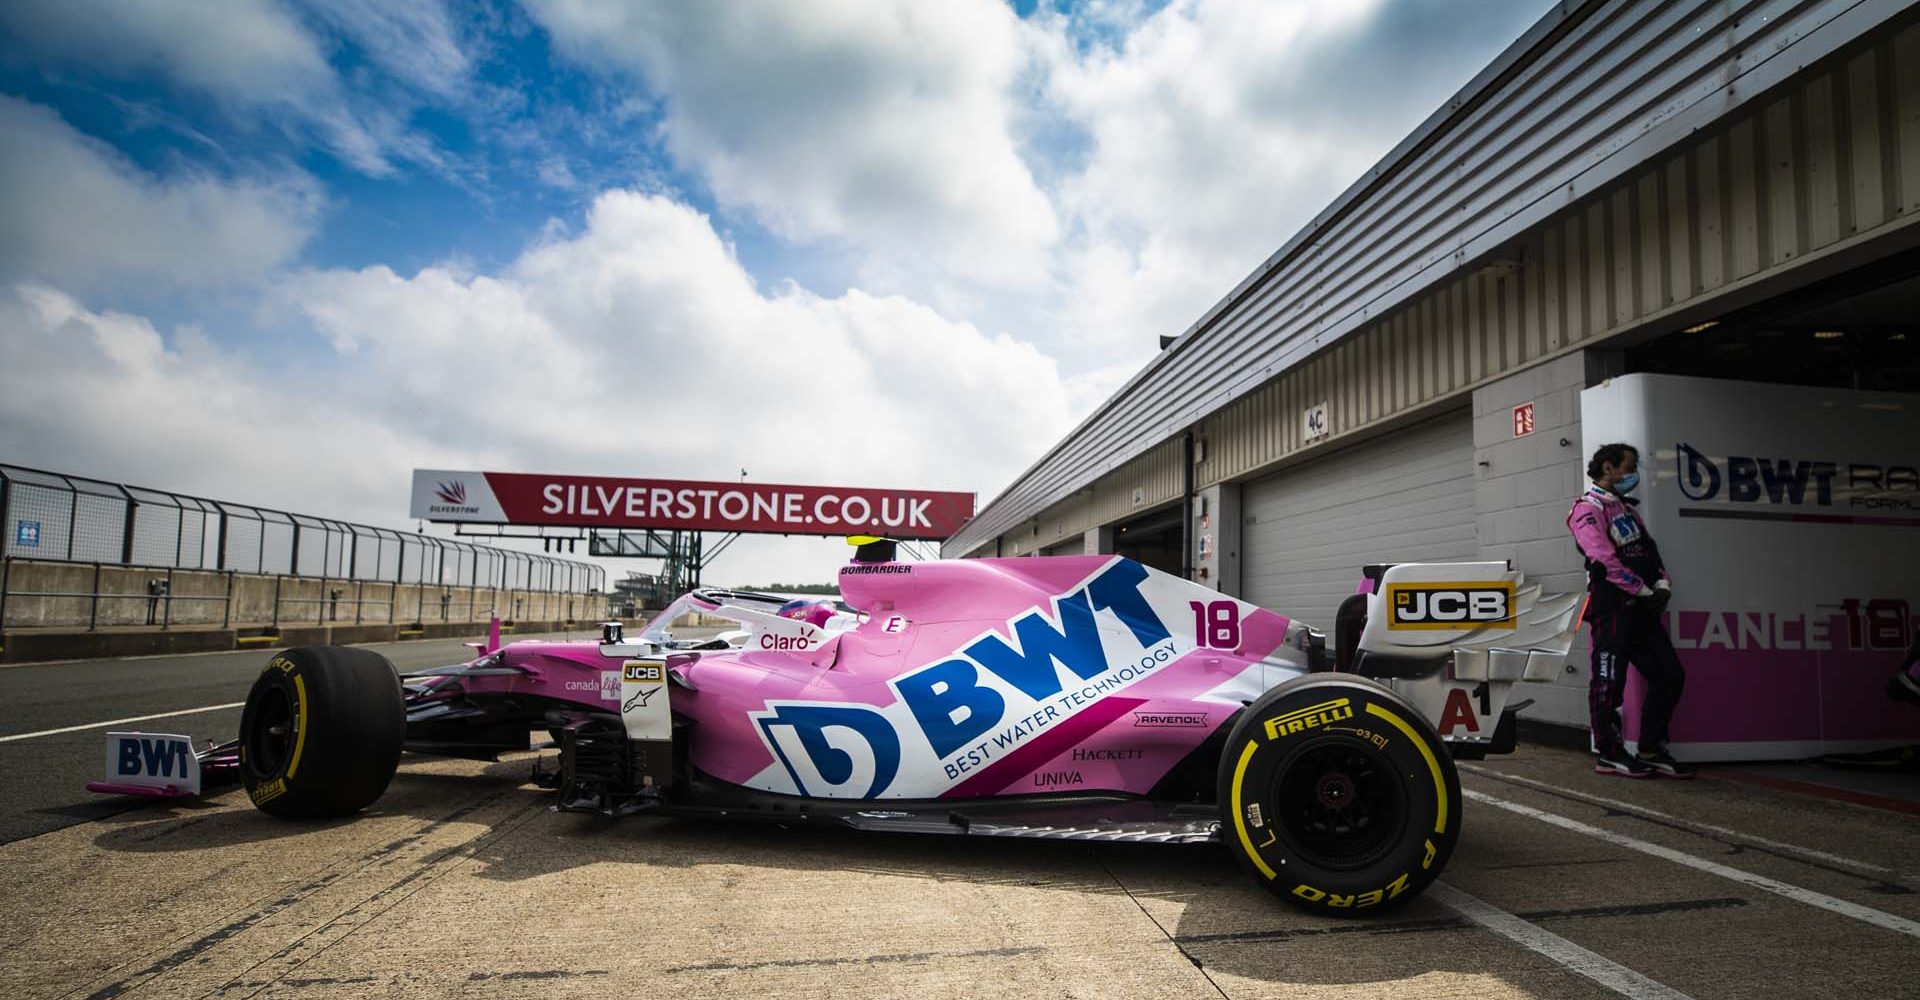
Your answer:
[1567,443,1693,779]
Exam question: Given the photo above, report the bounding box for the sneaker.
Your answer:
[1594,752,1654,778]
[1889,672,1920,706]
[1636,748,1696,779]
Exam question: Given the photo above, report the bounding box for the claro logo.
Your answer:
[1675,442,1918,510]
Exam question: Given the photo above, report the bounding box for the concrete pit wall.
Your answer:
[1,559,606,633]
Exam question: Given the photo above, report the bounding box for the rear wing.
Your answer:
[1325,561,1580,754]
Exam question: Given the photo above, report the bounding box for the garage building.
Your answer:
[944,0,1920,752]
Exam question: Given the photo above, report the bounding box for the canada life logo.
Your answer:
[429,478,480,515]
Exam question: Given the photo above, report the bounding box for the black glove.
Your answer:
[1644,587,1672,615]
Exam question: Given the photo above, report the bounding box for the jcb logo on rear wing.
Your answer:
[1386,582,1515,630]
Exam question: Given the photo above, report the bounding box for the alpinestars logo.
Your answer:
[429,479,480,515]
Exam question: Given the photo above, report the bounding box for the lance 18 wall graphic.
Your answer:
[1580,374,1920,760]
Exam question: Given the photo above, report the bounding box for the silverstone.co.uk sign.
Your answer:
[410,470,974,539]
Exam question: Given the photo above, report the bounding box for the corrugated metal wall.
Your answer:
[949,0,1915,558]
[1197,20,1920,488]
[990,437,1184,557]
[1240,411,1477,634]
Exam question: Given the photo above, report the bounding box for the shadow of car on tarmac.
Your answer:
[82,754,1575,992]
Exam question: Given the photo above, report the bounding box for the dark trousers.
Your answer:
[1588,607,1686,756]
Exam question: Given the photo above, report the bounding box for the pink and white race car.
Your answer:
[92,542,1578,915]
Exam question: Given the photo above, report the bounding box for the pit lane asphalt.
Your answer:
[2,723,1917,999]
[0,630,598,845]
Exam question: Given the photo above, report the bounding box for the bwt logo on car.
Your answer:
[117,737,192,779]
[1676,442,1918,510]
[754,560,1177,798]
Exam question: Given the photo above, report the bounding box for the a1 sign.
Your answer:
[1512,401,1536,438]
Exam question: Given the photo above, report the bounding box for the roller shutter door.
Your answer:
[1242,411,1477,634]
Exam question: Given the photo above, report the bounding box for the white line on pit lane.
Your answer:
[1460,763,1896,877]
[0,703,246,744]
[1429,882,1695,1000]
[1467,789,1920,939]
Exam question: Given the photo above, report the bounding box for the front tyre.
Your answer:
[239,645,404,819]
[1217,674,1460,915]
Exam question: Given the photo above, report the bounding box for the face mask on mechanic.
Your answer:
[1612,472,1640,495]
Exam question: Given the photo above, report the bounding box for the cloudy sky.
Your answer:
[0,0,1545,587]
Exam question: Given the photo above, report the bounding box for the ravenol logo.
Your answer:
[1387,582,1515,630]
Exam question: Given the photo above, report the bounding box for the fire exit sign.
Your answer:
[1512,401,1536,438]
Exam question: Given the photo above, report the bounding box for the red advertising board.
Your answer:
[411,470,973,540]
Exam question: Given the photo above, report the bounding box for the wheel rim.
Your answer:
[1268,738,1407,870]
[248,686,294,777]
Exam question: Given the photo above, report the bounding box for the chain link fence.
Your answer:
[1,464,606,630]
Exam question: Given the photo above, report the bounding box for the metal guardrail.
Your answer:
[0,556,600,632]
[0,462,605,597]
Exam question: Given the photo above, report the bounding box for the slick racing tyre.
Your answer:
[1217,674,1460,915]
[239,645,404,819]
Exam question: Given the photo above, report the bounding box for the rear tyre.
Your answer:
[1217,674,1460,915]
[239,645,404,819]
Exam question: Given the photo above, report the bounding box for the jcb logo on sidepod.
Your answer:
[1386,582,1515,630]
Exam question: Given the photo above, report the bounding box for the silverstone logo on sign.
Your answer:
[410,469,974,539]
[1385,582,1515,630]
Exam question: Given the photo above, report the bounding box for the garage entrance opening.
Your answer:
[1626,246,1920,390]
[1114,505,1183,576]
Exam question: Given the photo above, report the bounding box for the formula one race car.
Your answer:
[91,543,1579,915]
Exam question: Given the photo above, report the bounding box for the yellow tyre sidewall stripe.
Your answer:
[288,674,309,780]
[1229,738,1275,879]
[1364,701,1447,834]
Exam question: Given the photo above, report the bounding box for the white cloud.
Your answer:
[297,0,471,101]
[0,97,322,292]
[1032,0,1545,368]
[0,285,432,520]
[522,0,1546,377]
[0,0,452,176]
[526,0,1058,288]
[0,190,1084,583]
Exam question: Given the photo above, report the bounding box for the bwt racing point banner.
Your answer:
[411,470,974,539]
